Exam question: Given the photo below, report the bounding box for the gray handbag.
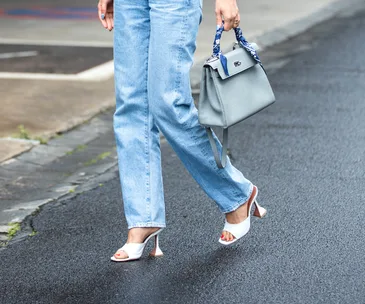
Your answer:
[198,25,275,168]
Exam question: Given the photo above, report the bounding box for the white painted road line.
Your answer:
[0,51,38,59]
[0,60,114,81]
[0,73,82,81]
[77,60,114,81]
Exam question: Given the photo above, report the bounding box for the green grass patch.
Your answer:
[12,125,48,144]
[84,151,111,166]
[66,144,87,156]
[29,230,38,237]
[34,136,48,144]
[13,125,30,140]
[7,222,21,239]
[76,145,87,152]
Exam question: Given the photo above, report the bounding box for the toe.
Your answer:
[114,250,129,259]
[221,231,236,242]
[224,231,235,242]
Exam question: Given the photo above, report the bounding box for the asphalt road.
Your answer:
[0,44,112,73]
[1,9,365,304]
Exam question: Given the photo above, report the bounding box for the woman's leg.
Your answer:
[148,0,253,213]
[113,0,165,229]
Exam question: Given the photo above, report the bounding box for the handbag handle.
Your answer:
[206,127,228,169]
[212,22,261,76]
[212,22,261,61]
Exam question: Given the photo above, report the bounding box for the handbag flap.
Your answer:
[203,46,257,80]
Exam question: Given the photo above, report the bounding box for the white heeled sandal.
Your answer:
[219,186,266,246]
[111,228,164,262]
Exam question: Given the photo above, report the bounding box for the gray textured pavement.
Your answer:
[1,6,365,304]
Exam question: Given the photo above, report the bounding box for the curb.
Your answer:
[190,0,365,91]
[0,111,118,244]
[0,98,114,165]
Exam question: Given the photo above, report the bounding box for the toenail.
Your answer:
[221,234,224,239]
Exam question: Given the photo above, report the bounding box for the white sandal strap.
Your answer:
[223,217,251,240]
[117,243,145,258]
[113,229,164,260]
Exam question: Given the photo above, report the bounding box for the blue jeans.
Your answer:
[113,0,253,229]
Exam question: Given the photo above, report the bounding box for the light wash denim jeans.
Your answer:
[113,0,253,229]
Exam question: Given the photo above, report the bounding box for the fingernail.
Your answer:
[101,14,105,20]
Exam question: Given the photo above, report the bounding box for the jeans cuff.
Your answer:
[221,183,254,214]
[128,222,166,229]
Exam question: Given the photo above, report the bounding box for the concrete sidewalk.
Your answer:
[1,0,364,163]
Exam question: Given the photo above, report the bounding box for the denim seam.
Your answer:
[174,17,186,114]
[189,124,215,194]
[144,28,151,223]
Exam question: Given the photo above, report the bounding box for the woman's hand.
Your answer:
[98,0,114,31]
[215,0,240,31]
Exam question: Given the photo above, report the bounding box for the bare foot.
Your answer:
[221,186,257,242]
[113,227,161,260]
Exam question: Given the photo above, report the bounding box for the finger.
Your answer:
[108,10,114,29]
[224,17,234,31]
[227,6,240,31]
[233,13,240,28]
[98,7,107,28]
[110,13,114,30]
[215,10,223,27]
[98,2,108,28]
[105,14,112,31]
[224,13,235,31]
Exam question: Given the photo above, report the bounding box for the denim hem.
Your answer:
[220,183,254,214]
[128,222,166,229]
